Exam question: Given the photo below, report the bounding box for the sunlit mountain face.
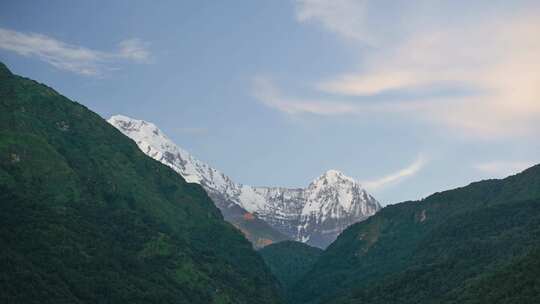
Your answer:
[109,115,381,248]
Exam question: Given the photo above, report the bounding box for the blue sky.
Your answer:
[1,0,539,205]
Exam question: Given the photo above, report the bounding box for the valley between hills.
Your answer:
[1,62,539,304]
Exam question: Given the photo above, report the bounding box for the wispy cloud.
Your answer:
[0,28,151,76]
[296,0,373,43]
[252,76,456,118]
[362,155,427,191]
[277,1,540,139]
[473,161,535,177]
[117,38,151,63]
[252,76,360,115]
[314,16,540,138]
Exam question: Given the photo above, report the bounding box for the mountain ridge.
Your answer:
[289,163,540,304]
[108,115,381,248]
[0,63,282,303]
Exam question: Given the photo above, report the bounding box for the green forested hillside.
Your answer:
[0,63,282,304]
[259,241,322,296]
[290,164,540,304]
[441,248,540,304]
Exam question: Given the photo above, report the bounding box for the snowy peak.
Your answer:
[108,115,381,248]
[109,115,290,247]
[321,169,350,180]
[109,115,173,151]
[306,169,370,212]
[108,115,207,184]
[302,169,376,218]
[109,114,155,132]
[109,115,168,145]
[312,169,356,187]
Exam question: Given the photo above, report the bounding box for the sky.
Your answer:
[1,0,539,205]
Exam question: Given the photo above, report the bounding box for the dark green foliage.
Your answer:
[0,62,282,304]
[441,248,540,304]
[290,164,540,304]
[259,241,322,294]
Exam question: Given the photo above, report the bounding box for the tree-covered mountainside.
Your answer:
[0,62,282,304]
[107,115,291,249]
[441,248,540,304]
[290,164,540,304]
[259,241,322,295]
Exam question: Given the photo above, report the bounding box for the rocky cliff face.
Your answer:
[253,170,380,247]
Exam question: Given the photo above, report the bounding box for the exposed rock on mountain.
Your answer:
[109,115,381,248]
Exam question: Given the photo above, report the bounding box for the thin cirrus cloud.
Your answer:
[362,155,427,191]
[252,76,360,115]
[295,0,373,43]
[252,75,455,117]
[255,1,540,139]
[0,27,151,76]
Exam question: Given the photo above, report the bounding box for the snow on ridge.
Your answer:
[108,114,266,210]
[108,115,206,184]
[108,114,381,247]
[315,169,355,184]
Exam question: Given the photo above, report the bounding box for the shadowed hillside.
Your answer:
[260,241,322,298]
[0,62,282,304]
[290,164,540,304]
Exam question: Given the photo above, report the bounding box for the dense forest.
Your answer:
[259,241,322,298]
[0,62,282,304]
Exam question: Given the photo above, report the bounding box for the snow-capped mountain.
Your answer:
[108,115,381,248]
[251,170,380,247]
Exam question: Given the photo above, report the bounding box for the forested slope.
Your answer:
[290,163,540,304]
[0,62,282,304]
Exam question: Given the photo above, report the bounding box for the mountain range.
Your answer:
[2,61,539,304]
[109,115,381,248]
